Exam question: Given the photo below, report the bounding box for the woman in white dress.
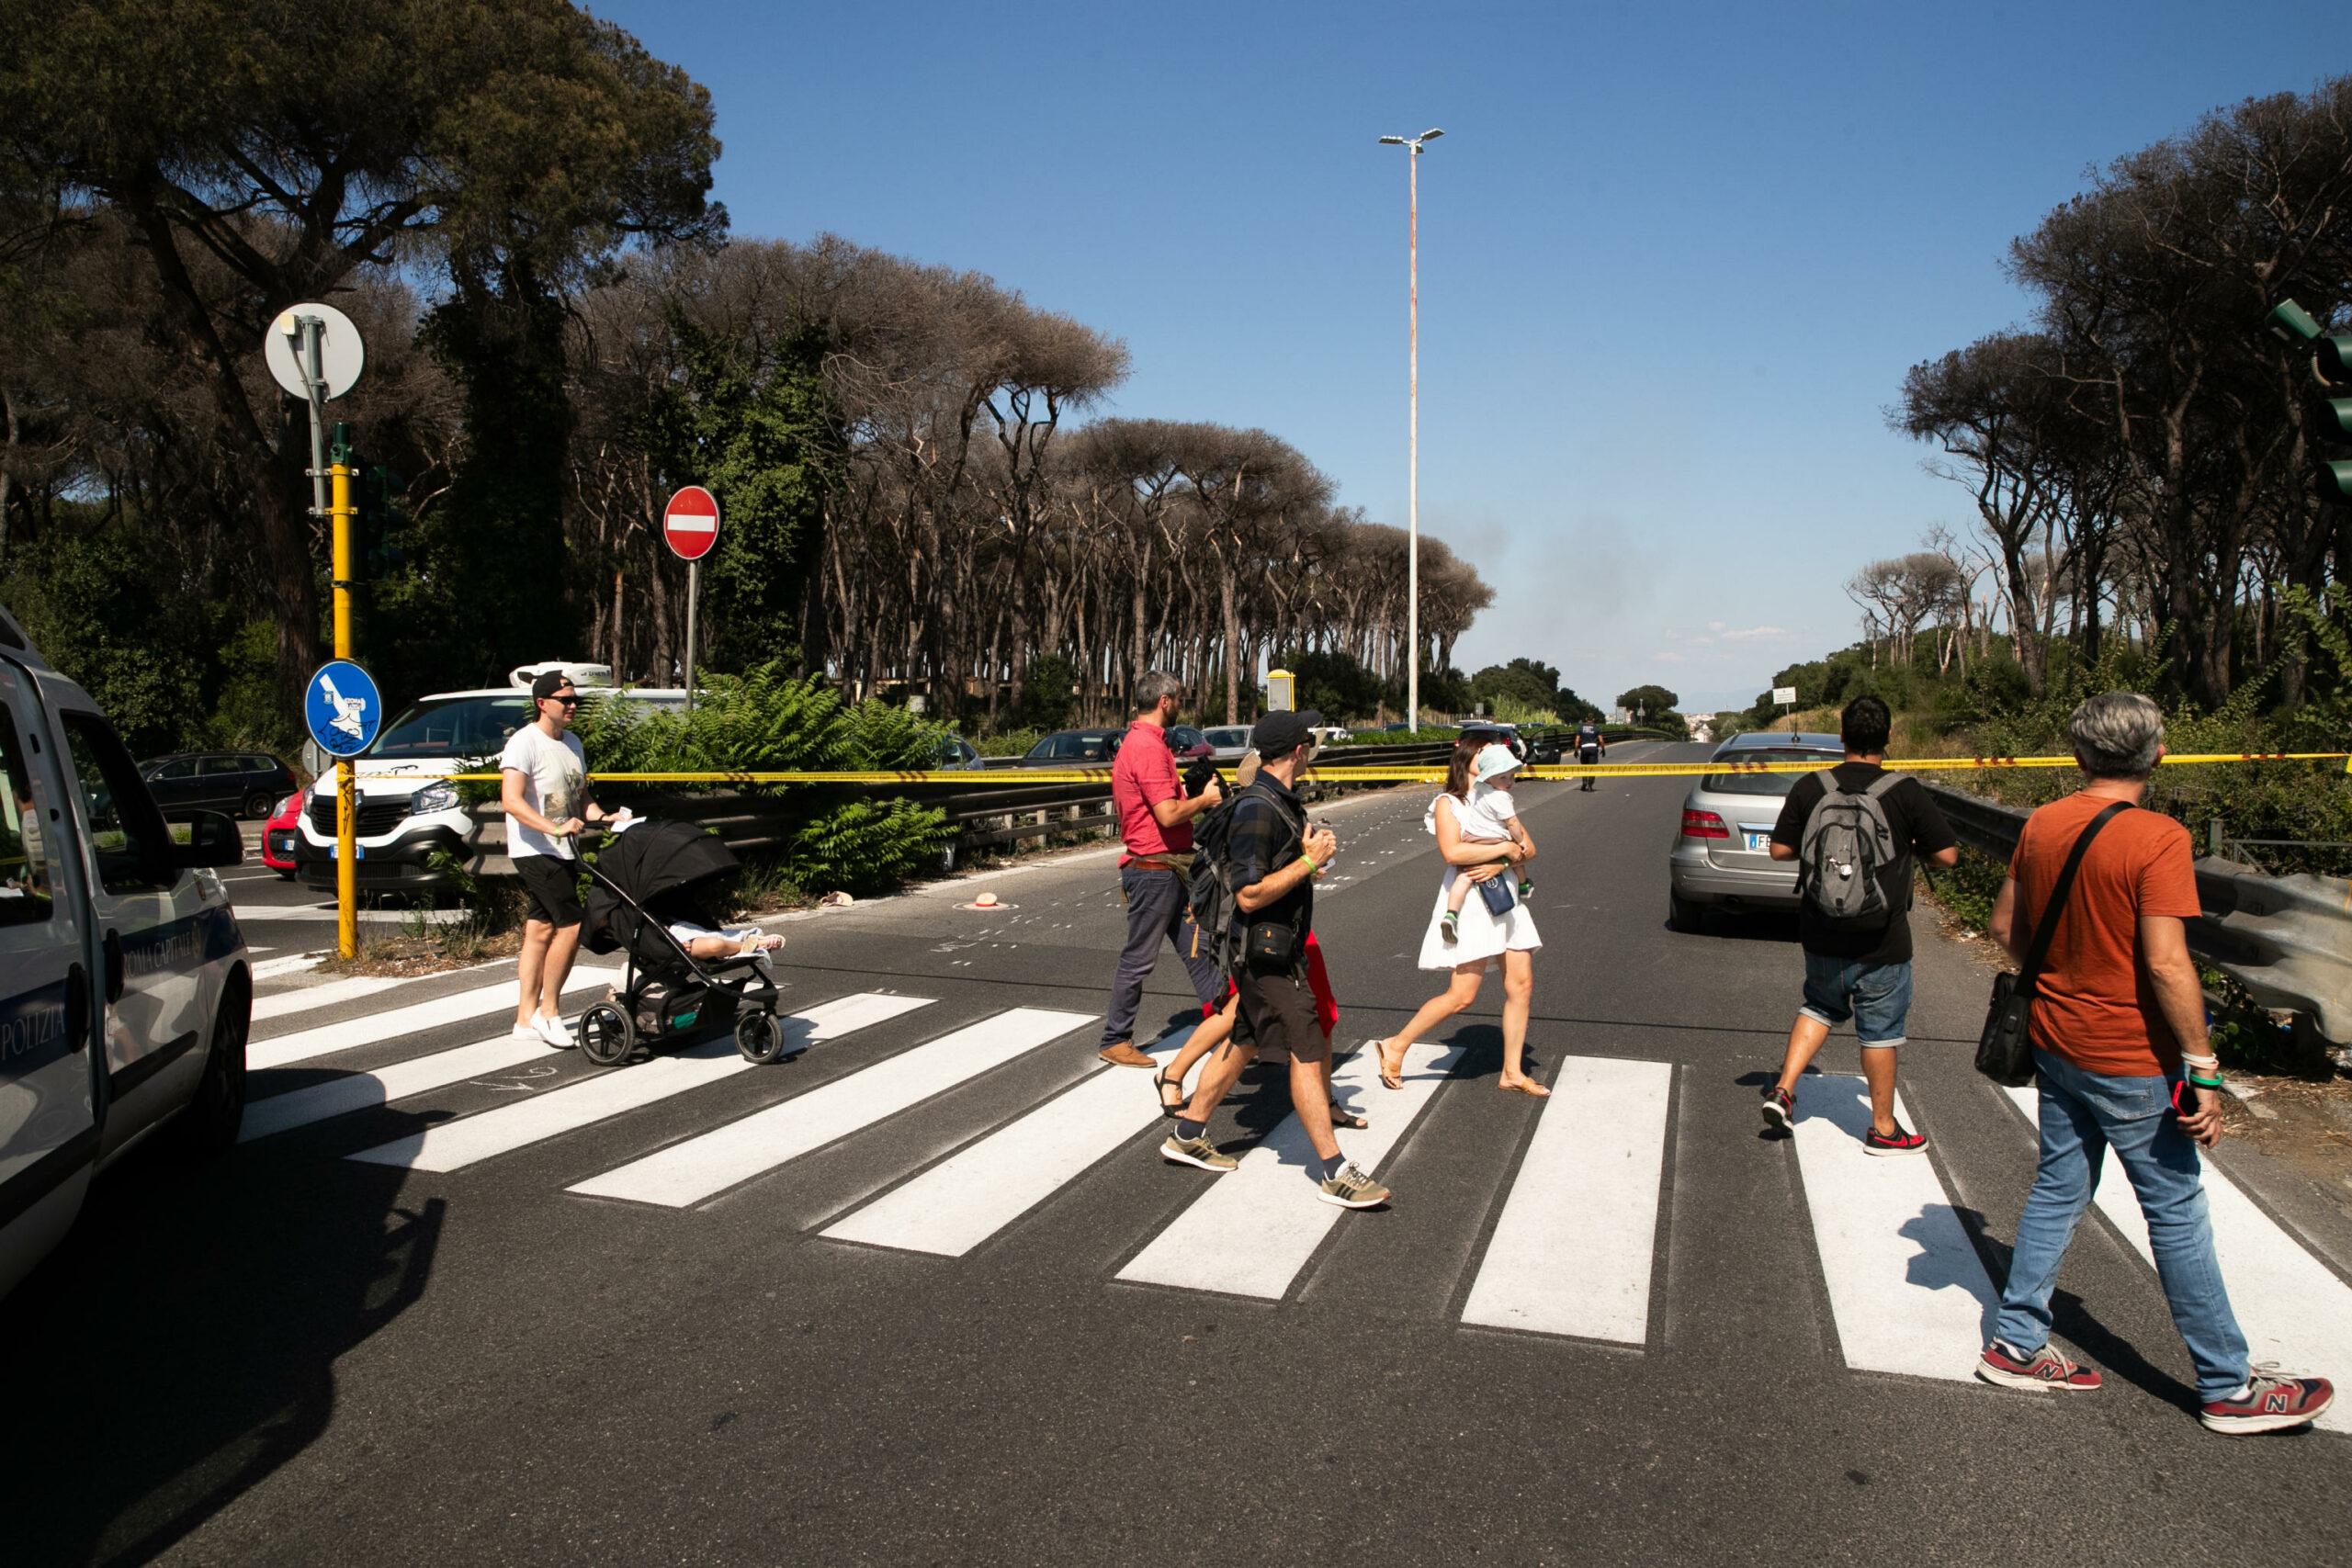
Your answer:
[1370,739,1548,1097]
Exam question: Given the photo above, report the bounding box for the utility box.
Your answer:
[1267,670,1295,712]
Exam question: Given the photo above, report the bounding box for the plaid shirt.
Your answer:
[1228,773,1310,961]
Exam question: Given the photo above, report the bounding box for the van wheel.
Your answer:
[1667,889,1704,934]
[173,983,249,1156]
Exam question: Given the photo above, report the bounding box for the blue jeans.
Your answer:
[1991,1047,2250,1400]
[1798,954,1912,1045]
[1099,865,1225,1049]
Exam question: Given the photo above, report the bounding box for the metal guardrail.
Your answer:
[1921,780,2352,1048]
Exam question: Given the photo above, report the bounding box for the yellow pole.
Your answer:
[332,458,357,960]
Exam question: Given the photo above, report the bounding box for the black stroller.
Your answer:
[575,819,792,1067]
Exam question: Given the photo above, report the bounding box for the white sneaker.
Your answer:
[534,1011,577,1049]
[510,1022,543,1043]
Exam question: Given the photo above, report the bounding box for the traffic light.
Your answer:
[2265,299,2352,504]
[354,460,409,577]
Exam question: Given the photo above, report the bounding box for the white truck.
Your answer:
[293,661,683,895]
[1,606,249,1298]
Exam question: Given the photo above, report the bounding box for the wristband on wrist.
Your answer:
[1299,852,1320,874]
[2180,1052,2221,1068]
[2188,1073,2225,1089]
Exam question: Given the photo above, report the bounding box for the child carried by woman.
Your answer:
[1430,743,1535,944]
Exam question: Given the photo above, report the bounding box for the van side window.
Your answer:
[0,706,54,924]
[61,715,173,894]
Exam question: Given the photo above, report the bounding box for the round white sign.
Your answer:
[264,303,366,400]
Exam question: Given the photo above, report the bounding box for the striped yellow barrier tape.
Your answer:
[410,752,2349,787]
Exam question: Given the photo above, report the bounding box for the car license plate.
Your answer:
[1744,832,1771,852]
[328,843,366,859]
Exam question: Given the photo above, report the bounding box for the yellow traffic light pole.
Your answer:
[331,455,357,959]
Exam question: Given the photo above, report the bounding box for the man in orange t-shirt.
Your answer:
[1974,693,2332,1435]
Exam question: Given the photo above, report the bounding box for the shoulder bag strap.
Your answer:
[2017,801,2132,987]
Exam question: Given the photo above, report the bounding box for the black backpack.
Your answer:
[1185,780,1302,979]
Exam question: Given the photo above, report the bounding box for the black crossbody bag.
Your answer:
[1974,800,2131,1087]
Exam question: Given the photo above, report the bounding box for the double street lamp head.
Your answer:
[1378,128,1446,150]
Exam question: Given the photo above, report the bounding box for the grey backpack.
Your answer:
[1796,770,1904,930]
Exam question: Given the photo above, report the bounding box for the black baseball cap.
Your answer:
[531,670,578,701]
[1249,708,1323,757]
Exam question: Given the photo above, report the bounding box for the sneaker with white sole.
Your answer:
[511,1022,544,1043]
[534,1011,577,1049]
[1317,1162,1390,1209]
[1160,1133,1238,1172]
[1862,1123,1928,1156]
[1975,1340,2102,1392]
[2199,1367,2334,1435]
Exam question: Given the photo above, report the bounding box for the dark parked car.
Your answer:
[1019,728,1127,767]
[140,750,299,818]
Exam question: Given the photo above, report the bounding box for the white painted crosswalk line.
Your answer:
[1461,1056,1673,1344]
[248,967,617,1070]
[1792,1076,1996,1381]
[2000,1085,2352,1434]
[821,1031,1191,1256]
[241,1034,563,1142]
[345,993,932,1173]
[567,1007,1096,1208]
[1116,1043,1461,1300]
[251,972,408,1023]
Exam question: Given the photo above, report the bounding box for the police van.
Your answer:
[294,662,684,895]
[1,607,248,1298]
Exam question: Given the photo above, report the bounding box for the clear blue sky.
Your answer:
[592,0,2341,713]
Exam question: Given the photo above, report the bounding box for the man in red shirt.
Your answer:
[1977,692,2332,1434]
[1096,672,1228,1068]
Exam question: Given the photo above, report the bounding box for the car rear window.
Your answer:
[1701,750,1840,796]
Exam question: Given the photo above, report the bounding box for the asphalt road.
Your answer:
[7,742,2347,1565]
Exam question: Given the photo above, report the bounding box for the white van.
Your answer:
[1,607,248,1298]
[294,662,684,895]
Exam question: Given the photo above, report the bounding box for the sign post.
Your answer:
[266,304,367,955]
[662,485,720,711]
[303,660,382,959]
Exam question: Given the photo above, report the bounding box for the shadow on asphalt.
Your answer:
[1669,909,1804,943]
[1955,1208,2199,1413]
[0,1111,446,1565]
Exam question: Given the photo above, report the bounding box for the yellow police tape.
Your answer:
[421,751,2351,787]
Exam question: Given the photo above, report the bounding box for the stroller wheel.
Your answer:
[579,1001,638,1066]
[734,1010,787,1066]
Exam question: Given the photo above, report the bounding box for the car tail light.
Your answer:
[1680,808,1729,840]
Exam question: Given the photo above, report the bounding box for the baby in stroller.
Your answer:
[575,817,797,1066]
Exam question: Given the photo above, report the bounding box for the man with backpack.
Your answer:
[1575,718,1604,791]
[1159,709,1388,1209]
[1758,694,1958,1153]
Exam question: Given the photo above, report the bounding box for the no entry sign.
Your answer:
[663,485,720,560]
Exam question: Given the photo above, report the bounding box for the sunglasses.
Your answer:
[547,694,581,707]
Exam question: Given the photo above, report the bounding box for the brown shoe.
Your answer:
[1098,1042,1156,1068]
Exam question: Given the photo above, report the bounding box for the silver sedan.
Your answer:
[1666,733,1843,931]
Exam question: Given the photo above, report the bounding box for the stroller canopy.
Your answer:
[582,820,741,962]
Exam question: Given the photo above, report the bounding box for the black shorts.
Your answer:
[1233,965,1329,1065]
[514,854,584,928]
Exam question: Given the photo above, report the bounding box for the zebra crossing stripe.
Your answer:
[241,1033,563,1143]
[248,967,617,1070]
[344,993,931,1173]
[2000,1085,2352,1434]
[1792,1076,1996,1382]
[566,1007,1097,1208]
[821,1030,1195,1256]
[1461,1056,1673,1344]
[250,973,406,1023]
[1116,1043,1461,1300]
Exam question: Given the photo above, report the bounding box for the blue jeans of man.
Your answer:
[1099,865,1225,1050]
[1991,1045,2250,1400]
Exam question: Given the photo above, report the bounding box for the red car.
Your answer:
[261,789,303,878]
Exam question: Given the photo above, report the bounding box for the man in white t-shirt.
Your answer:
[502,671,608,1047]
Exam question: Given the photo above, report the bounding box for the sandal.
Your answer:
[1154,1067,1189,1118]
[1371,1039,1405,1091]
[1329,1100,1369,1130]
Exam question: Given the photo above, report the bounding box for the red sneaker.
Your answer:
[1759,1086,1795,1134]
[1863,1123,1928,1156]
[1976,1341,2102,1392]
[2200,1369,2335,1435]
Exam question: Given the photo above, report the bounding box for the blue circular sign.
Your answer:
[306,660,383,757]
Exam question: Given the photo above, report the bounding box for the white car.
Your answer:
[295,661,683,895]
[2,605,249,1298]
[1198,725,1253,763]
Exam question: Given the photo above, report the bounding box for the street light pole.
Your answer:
[1378,129,1442,728]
